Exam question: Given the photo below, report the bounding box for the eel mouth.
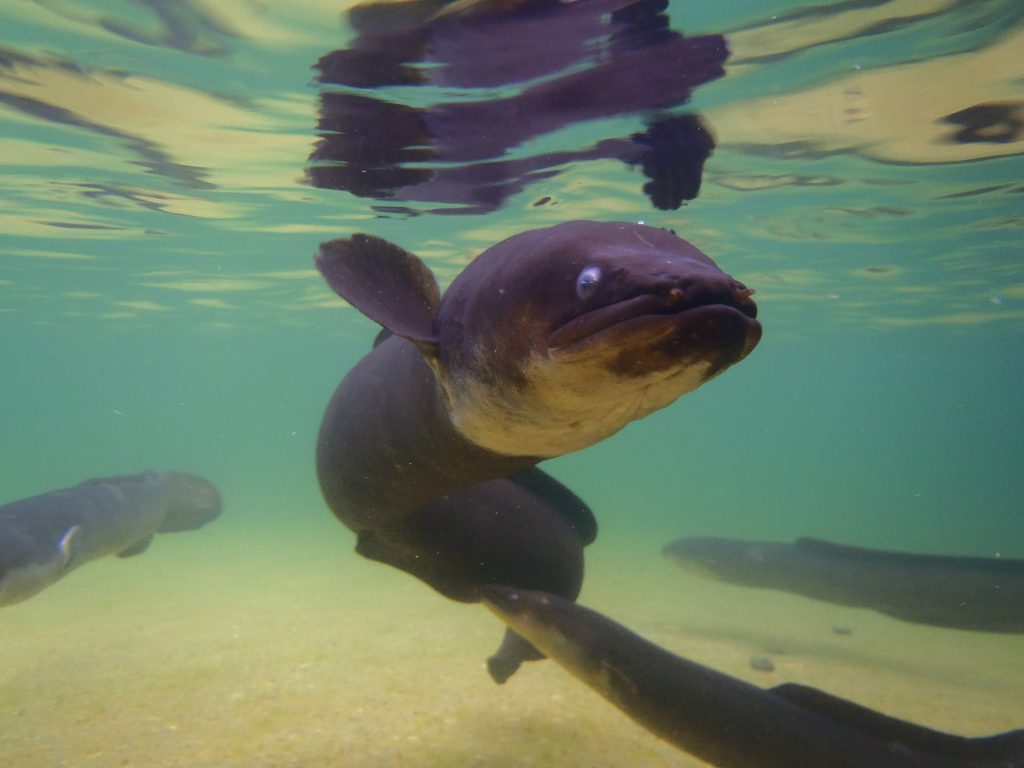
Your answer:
[548,283,761,362]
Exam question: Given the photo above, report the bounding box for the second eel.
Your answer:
[484,586,1024,768]
[0,471,222,607]
[663,536,1024,633]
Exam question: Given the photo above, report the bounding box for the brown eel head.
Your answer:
[436,220,761,456]
[316,220,761,459]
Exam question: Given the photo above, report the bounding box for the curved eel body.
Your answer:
[315,220,761,680]
[484,587,1024,767]
[0,471,222,607]
[664,536,1024,634]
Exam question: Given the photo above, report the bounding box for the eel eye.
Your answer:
[575,266,602,300]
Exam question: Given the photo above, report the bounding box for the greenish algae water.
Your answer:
[1,2,1022,766]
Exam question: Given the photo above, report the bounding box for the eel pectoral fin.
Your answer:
[316,234,441,354]
[117,534,155,558]
[771,683,1024,763]
[487,627,545,685]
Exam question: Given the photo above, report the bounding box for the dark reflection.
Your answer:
[308,0,727,215]
[942,101,1024,145]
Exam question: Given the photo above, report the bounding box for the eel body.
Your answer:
[0,471,221,607]
[484,586,1024,767]
[315,220,761,679]
[664,536,1024,633]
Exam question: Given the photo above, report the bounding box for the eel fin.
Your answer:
[771,682,1024,761]
[117,534,155,558]
[316,234,440,354]
[508,467,598,545]
[487,628,545,685]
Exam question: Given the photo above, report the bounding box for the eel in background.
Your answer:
[663,536,1024,633]
[484,586,1024,768]
[0,471,222,607]
[314,220,761,681]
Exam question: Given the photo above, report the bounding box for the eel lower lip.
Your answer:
[548,295,673,349]
[548,294,757,351]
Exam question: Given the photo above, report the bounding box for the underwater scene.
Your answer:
[1,0,1022,766]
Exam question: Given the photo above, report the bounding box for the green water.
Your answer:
[1,2,1022,766]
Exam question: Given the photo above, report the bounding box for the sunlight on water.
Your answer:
[0,0,1020,332]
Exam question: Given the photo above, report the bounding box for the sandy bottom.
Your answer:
[2,515,1022,768]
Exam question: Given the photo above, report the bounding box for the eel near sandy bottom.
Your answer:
[483,586,1024,768]
[314,220,761,681]
[663,536,1024,633]
[0,471,222,607]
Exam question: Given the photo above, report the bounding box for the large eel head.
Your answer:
[156,472,223,532]
[316,220,761,458]
[437,220,761,456]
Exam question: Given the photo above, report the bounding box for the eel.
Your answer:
[483,586,1024,767]
[663,536,1024,633]
[0,471,222,607]
[314,220,761,681]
